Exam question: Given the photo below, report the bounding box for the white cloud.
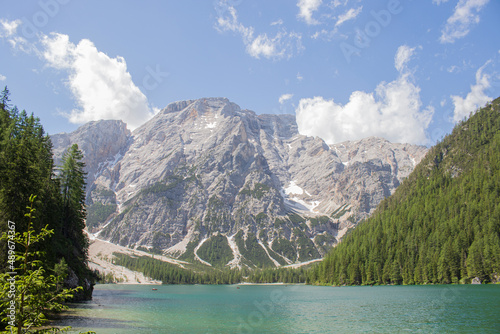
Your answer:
[440,0,490,44]
[41,33,153,130]
[297,0,323,25]
[215,1,303,60]
[0,74,6,81]
[0,19,33,53]
[394,45,416,72]
[0,19,21,37]
[335,6,362,27]
[451,61,492,122]
[330,0,343,8]
[279,93,294,104]
[246,31,302,60]
[295,46,433,145]
[297,72,304,81]
[271,19,284,26]
[433,0,450,4]
[1,22,155,129]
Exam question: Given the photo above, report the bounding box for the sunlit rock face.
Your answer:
[53,98,427,267]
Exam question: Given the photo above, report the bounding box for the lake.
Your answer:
[56,284,500,333]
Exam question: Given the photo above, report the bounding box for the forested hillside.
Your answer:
[0,87,93,299]
[309,97,500,286]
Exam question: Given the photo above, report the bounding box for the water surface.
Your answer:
[57,284,500,333]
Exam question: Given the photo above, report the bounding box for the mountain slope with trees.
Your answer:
[309,97,500,285]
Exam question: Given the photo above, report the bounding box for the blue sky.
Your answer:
[0,0,499,145]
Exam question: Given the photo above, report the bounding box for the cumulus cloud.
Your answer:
[215,1,303,60]
[295,46,433,145]
[0,18,155,130]
[279,93,294,104]
[335,6,363,27]
[440,0,490,43]
[0,74,6,81]
[40,33,153,130]
[451,61,492,122]
[297,0,323,25]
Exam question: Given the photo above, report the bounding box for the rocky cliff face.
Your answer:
[52,120,131,190]
[52,98,427,268]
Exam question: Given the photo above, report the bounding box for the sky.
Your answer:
[0,0,499,146]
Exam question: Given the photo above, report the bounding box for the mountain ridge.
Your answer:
[52,97,427,268]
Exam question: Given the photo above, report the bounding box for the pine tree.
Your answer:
[0,89,56,272]
[58,144,88,263]
[0,88,94,303]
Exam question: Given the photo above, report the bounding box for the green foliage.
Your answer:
[112,252,307,285]
[313,233,337,255]
[203,196,233,234]
[196,233,233,267]
[0,87,93,305]
[308,216,331,228]
[178,238,199,262]
[331,204,350,219]
[112,253,242,284]
[288,213,305,225]
[0,195,82,333]
[208,195,224,208]
[93,187,115,198]
[293,229,321,262]
[57,144,92,298]
[86,202,117,229]
[150,232,171,254]
[239,183,271,200]
[255,212,267,226]
[234,231,274,268]
[0,87,57,268]
[246,267,308,284]
[310,98,500,286]
[140,182,172,196]
[271,238,297,262]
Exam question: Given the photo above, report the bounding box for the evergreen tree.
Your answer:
[0,87,94,307]
[0,195,79,333]
[0,88,56,271]
[58,144,88,263]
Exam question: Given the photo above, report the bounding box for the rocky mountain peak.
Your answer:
[52,98,428,268]
[156,97,252,122]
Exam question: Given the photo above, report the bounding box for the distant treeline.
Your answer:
[112,253,243,284]
[112,252,309,284]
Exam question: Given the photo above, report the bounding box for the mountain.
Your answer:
[52,97,427,268]
[309,97,500,285]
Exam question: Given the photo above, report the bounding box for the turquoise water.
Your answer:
[57,284,500,333]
